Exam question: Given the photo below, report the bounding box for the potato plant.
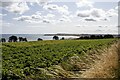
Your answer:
[2,39,116,79]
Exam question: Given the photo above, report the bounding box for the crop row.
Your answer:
[2,39,116,79]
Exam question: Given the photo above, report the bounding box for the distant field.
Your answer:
[2,39,117,79]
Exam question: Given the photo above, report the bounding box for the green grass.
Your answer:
[2,39,116,79]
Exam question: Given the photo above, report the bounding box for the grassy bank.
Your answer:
[80,42,119,78]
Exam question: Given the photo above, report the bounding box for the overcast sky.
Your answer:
[0,0,119,34]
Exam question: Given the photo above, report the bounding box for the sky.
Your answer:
[0,0,119,34]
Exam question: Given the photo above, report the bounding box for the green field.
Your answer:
[2,39,117,79]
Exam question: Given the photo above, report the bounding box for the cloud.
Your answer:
[106,9,118,17]
[59,18,70,22]
[76,10,90,17]
[98,26,102,28]
[95,29,102,32]
[115,5,120,11]
[0,0,50,14]
[13,12,56,24]
[0,0,30,14]
[76,1,118,22]
[43,4,69,15]
[31,14,42,20]
[43,13,55,18]
[76,7,116,22]
[14,15,42,23]
[14,11,71,24]
[14,16,32,21]
[42,19,50,23]
[0,0,22,7]
[0,1,13,7]
[100,18,110,21]
[76,0,94,9]
[91,8,106,18]
[43,4,58,10]
[58,5,69,15]
[77,8,106,18]
[35,0,49,5]
[5,2,29,14]
[59,15,71,22]
[85,18,96,21]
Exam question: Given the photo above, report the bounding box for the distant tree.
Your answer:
[19,37,27,42]
[118,35,120,38]
[61,37,65,40]
[8,35,17,42]
[99,35,103,39]
[79,35,104,39]
[104,35,114,38]
[90,35,96,39]
[38,38,43,41]
[24,38,28,42]
[95,35,103,39]
[0,38,6,42]
[83,36,89,39]
[19,37,23,42]
[79,36,84,39]
[95,35,99,39]
[53,35,59,40]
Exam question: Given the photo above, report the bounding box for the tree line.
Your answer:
[52,34,115,40]
[0,35,28,43]
[0,35,61,42]
[0,35,45,43]
[78,34,114,39]
[0,34,115,43]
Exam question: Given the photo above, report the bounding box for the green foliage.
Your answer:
[2,39,116,79]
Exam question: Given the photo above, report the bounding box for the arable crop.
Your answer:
[2,39,117,79]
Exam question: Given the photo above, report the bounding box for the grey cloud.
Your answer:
[77,13,90,17]
[76,10,90,17]
[95,29,102,32]
[0,0,14,7]
[98,26,102,27]
[43,4,69,15]
[43,19,50,23]
[85,18,96,21]
[0,0,49,14]
[14,16,31,21]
